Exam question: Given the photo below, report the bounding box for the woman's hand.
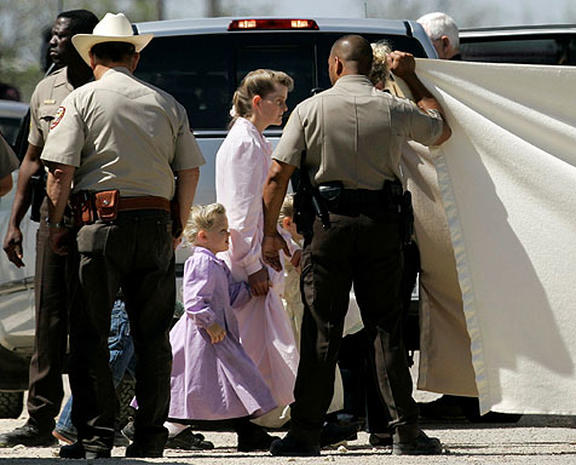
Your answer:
[290,249,302,271]
[206,322,226,344]
[248,266,271,296]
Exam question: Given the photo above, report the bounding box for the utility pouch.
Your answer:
[94,190,120,222]
[71,192,95,227]
[317,182,343,211]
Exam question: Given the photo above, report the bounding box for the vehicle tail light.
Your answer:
[228,19,319,31]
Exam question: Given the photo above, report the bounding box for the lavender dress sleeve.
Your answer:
[229,280,251,309]
[183,256,217,328]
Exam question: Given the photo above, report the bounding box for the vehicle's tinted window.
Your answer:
[461,36,576,66]
[236,39,315,120]
[136,32,428,131]
[0,117,22,146]
[136,35,232,131]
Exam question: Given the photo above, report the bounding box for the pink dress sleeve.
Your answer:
[216,137,266,276]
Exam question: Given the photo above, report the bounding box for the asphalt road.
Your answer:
[0,414,574,464]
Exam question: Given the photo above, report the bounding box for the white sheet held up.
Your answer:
[413,59,576,415]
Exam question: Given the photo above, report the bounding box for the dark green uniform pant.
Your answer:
[27,200,75,432]
[291,211,418,444]
[70,210,174,453]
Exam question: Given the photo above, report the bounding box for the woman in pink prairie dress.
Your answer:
[215,69,298,426]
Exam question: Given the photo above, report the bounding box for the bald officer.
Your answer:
[0,134,18,196]
[40,13,204,459]
[262,35,451,456]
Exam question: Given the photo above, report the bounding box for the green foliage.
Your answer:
[362,0,501,28]
[0,0,161,101]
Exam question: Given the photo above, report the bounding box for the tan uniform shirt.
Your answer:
[41,67,205,200]
[0,134,18,178]
[274,74,444,189]
[28,67,74,148]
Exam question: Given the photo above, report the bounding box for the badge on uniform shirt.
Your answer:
[50,106,65,130]
[43,99,56,105]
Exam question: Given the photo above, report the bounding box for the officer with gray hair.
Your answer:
[417,12,461,60]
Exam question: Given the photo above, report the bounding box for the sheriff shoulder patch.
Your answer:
[50,106,66,130]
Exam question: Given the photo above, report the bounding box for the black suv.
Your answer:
[460,24,576,65]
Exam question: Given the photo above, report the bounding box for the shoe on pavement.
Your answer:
[392,431,443,455]
[418,395,466,420]
[52,429,75,445]
[122,421,207,443]
[166,428,214,450]
[269,433,320,457]
[121,421,135,442]
[0,423,57,448]
[320,422,358,448]
[237,427,278,452]
[54,426,129,447]
[125,442,163,458]
[59,441,111,459]
[369,432,393,448]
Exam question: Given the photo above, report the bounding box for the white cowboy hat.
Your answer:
[72,12,154,66]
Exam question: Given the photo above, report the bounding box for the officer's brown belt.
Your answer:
[71,192,171,227]
[117,196,170,212]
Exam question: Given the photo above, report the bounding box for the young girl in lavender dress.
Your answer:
[165,203,278,451]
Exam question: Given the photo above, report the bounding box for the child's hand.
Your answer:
[206,323,226,344]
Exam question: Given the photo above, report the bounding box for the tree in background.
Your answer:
[361,0,499,28]
[204,0,271,17]
[0,0,161,101]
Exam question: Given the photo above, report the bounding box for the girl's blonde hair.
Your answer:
[230,69,294,126]
[369,41,392,86]
[184,203,227,245]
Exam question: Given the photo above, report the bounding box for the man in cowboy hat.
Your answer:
[40,12,205,459]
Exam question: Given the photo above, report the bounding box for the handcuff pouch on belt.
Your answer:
[71,190,120,227]
[94,190,120,221]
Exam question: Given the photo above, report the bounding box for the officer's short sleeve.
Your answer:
[273,108,306,167]
[27,86,43,147]
[171,106,205,171]
[40,93,85,167]
[392,99,444,147]
[0,134,19,178]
